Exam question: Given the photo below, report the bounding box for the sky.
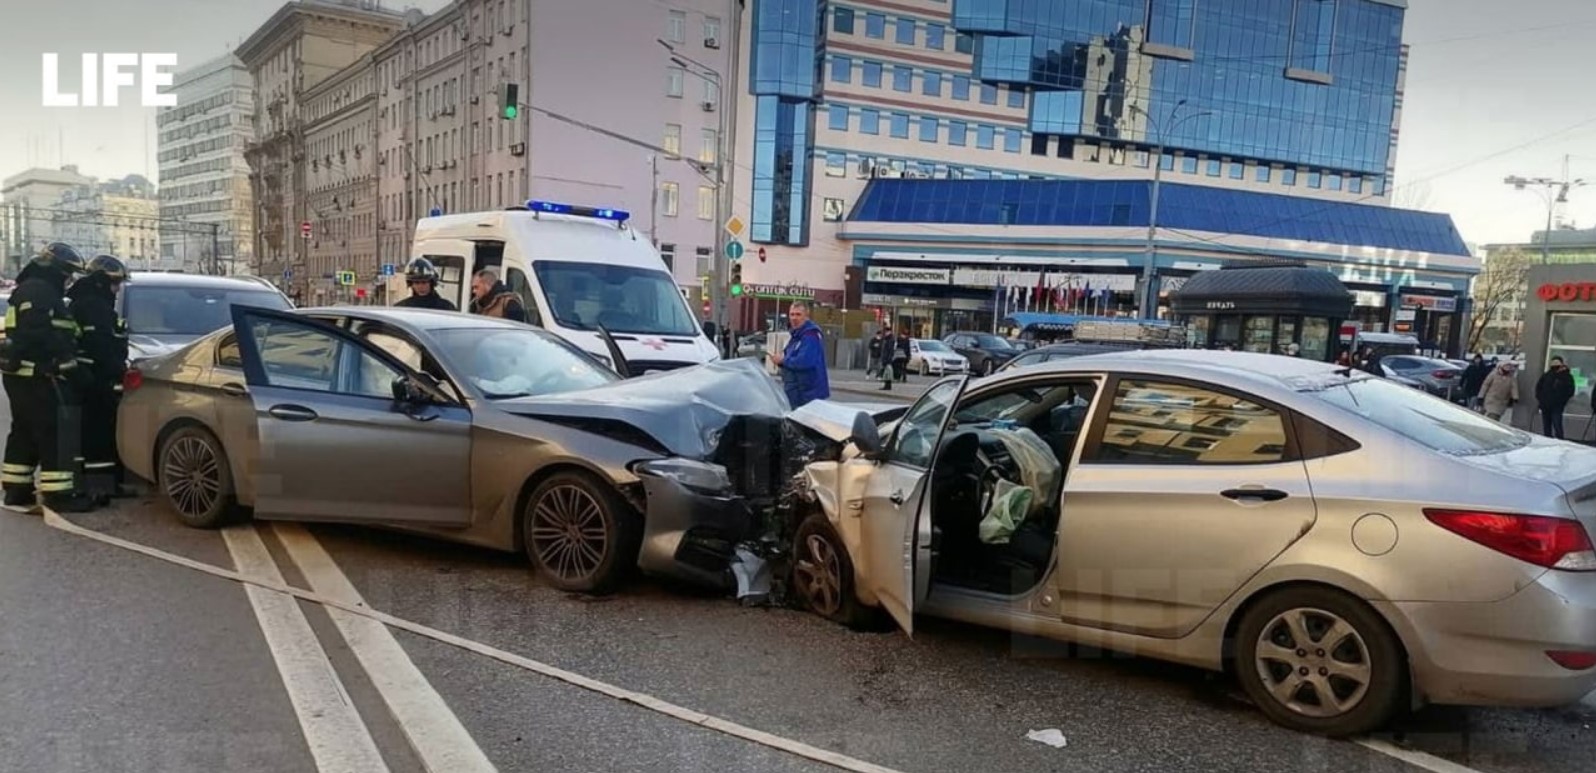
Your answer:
[0,0,1592,249]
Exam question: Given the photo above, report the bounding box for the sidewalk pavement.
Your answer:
[825,369,933,402]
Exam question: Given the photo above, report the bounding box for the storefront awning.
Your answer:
[1171,266,1355,318]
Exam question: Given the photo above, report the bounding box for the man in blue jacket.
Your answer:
[770,301,830,408]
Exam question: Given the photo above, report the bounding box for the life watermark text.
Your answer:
[41,53,177,108]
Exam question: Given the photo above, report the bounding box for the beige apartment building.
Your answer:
[302,52,381,303]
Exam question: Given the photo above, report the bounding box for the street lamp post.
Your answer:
[660,41,731,332]
[1131,100,1212,320]
[1504,172,1587,264]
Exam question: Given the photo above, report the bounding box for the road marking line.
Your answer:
[273,523,497,773]
[220,526,392,773]
[1355,739,1489,773]
[43,510,905,773]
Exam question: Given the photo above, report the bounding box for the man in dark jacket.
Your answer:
[395,257,457,310]
[1,243,97,513]
[866,327,885,378]
[68,255,132,502]
[1460,354,1491,411]
[468,268,528,322]
[771,302,830,407]
[878,327,898,390]
[1536,356,1577,439]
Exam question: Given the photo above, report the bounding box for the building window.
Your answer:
[892,66,913,92]
[700,129,718,163]
[1328,174,1343,191]
[1349,176,1364,194]
[922,71,942,97]
[865,12,885,38]
[1548,313,1596,411]
[890,113,910,139]
[667,11,686,44]
[1147,0,1197,51]
[660,182,679,217]
[831,55,853,83]
[1290,0,1337,74]
[828,104,850,130]
[1182,156,1199,174]
[697,186,715,220]
[704,16,721,45]
[1257,166,1273,183]
[826,152,846,177]
[1206,159,1221,177]
[663,123,681,155]
[976,124,995,149]
[980,84,998,105]
[862,61,883,88]
[1282,168,1298,186]
[919,116,939,142]
[833,6,854,34]
[822,197,845,222]
[1007,87,1026,109]
[666,67,684,97]
[925,23,946,50]
[1229,162,1245,180]
[949,121,968,146]
[952,75,970,101]
[895,17,916,45]
[1003,127,1022,153]
[1308,171,1323,189]
[860,108,881,135]
[660,243,676,272]
[955,32,974,54]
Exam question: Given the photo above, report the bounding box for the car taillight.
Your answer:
[1546,651,1596,670]
[1424,509,1596,571]
[123,367,143,392]
[1433,370,1455,379]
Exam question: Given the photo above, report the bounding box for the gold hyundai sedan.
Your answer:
[788,350,1596,736]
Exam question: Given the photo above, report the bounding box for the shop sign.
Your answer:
[1394,308,1417,322]
[862,293,941,307]
[1205,301,1237,310]
[1400,294,1457,312]
[1537,282,1596,303]
[866,266,951,285]
[1352,291,1386,308]
[744,282,814,299]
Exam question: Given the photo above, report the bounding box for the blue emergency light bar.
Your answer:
[527,200,631,224]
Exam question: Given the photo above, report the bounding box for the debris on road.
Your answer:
[1026,728,1068,748]
[731,547,772,604]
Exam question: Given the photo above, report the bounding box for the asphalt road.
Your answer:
[2,390,1595,772]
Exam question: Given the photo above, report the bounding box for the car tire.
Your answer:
[919,361,929,376]
[983,359,996,376]
[1233,586,1405,737]
[157,425,239,529]
[792,513,887,631]
[522,470,641,595]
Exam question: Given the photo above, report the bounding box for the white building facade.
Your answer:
[157,54,256,275]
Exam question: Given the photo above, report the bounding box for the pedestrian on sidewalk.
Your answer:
[878,327,899,391]
[1460,354,1491,412]
[867,326,885,378]
[894,326,911,382]
[1536,356,1576,439]
[770,302,830,408]
[1479,361,1519,424]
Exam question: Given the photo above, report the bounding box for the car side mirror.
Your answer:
[391,376,428,406]
[850,410,884,457]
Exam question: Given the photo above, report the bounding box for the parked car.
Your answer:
[116,305,801,594]
[908,339,968,376]
[943,331,1021,375]
[788,350,1596,736]
[120,272,293,361]
[1379,355,1463,401]
[1000,342,1139,372]
[736,330,768,358]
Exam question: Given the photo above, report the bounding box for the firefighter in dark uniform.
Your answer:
[1,243,97,513]
[68,255,132,503]
[394,258,457,310]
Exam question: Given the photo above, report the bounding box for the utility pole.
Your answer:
[1505,157,1587,265]
[1131,100,1212,320]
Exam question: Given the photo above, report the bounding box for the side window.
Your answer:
[887,379,961,468]
[217,333,242,368]
[344,345,406,400]
[360,328,425,373]
[251,320,339,391]
[505,267,542,326]
[1090,379,1290,465]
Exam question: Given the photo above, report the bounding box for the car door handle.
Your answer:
[267,404,318,422]
[1221,488,1289,502]
[889,490,906,505]
[220,382,247,398]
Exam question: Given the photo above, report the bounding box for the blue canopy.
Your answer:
[1003,313,1172,330]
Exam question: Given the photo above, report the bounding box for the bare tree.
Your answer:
[1392,180,1434,211]
[1467,247,1531,354]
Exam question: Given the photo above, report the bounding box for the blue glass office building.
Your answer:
[736,0,1476,352]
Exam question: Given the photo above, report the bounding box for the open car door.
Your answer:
[857,376,969,634]
[227,305,473,526]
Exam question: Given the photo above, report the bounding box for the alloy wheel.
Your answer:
[163,435,222,519]
[794,532,844,617]
[529,484,610,583]
[1253,607,1373,718]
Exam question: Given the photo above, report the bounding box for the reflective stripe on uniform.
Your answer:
[84,462,117,470]
[58,360,76,370]
[3,463,34,474]
[52,318,77,331]
[76,357,94,364]
[37,479,74,493]
[38,471,72,481]
[37,471,73,491]
[16,302,31,312]
[81,325,97,332]
[3,308,13,328]
[1,473,33,485]
[112,385,124,392]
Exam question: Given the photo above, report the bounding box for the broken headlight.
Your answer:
[633,458,733,495]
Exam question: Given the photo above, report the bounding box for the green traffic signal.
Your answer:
[730,283,743,297]
[501,83,520,120]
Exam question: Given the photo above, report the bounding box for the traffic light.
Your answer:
[500,83,519,119]
[729,262,744,297]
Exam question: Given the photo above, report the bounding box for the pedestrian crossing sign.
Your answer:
[336,270,356,286]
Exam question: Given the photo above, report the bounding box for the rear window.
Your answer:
[1302,376,1528,455]
[124,285,292,336]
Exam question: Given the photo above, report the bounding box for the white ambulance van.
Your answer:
[408,200,720,371]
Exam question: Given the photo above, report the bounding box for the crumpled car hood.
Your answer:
[499,358,791,458]
[784,399,907,443]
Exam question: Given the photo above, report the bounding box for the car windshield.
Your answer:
[533,261,699,336]
[1301,375,1529,456]
[124,285,292,336]
[430,327,617,399]
[918,340,951,352]
[973,334,1015,350]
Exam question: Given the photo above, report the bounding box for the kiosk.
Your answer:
[1170,264,1354,362]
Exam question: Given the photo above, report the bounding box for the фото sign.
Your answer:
[1537,282,1596,303]
[42,53,177,107]
[1400,294,1458,313]
[867,266,951,285]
